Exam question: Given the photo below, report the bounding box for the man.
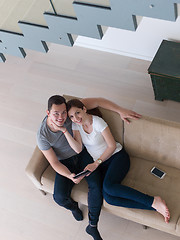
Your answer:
[37,95,141,240]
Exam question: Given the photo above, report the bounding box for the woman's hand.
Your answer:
[85,162,99,173]
[50,119,66,132]
[81,97,141,124]
[118,108,141,124]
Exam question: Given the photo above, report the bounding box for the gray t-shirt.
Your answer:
[37,116,77,161]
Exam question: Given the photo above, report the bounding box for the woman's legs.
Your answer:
[101,149,170,222]
[78,148,103,240]
[78,148,103,226]
[101,149,154,210]
[103,191,153,210]
[152,196,170,223]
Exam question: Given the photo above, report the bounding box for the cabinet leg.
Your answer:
[155,96,164,101]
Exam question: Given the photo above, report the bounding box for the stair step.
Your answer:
[0,0,52,33]
[21,0,52,26]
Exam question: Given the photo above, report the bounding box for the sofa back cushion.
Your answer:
[63,95,124,145]
[124,116,180,169]
[98,107,124,145]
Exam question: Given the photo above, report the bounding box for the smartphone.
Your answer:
[73,170,91,179]
[151,167,166,179]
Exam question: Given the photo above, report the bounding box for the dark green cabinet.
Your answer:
[148,40,180,102]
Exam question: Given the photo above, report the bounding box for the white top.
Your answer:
[72,115,122,160]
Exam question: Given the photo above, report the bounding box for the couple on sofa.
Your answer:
[37,95,170,240]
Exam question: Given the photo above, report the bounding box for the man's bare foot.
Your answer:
[152,196,170,223]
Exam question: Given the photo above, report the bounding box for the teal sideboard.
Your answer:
[148,40,180,102]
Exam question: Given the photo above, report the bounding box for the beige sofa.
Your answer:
[26,95,180,237]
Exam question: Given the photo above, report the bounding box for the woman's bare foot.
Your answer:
[152,196,170,223]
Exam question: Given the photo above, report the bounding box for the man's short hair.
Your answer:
[48,95,66,111]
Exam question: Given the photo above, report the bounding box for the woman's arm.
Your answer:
[85,126,117,172]
[81,97,141,124]
[64,130,83,154]
[96,127,116,162]
[50,120,83,153]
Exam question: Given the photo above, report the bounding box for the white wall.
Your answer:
[75,16,180,61]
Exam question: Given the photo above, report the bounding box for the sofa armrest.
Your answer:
[25,146,50,190]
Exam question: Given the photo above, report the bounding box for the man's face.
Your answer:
[47,103,67,127]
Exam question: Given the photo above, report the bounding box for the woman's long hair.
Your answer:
[67,99,102,117]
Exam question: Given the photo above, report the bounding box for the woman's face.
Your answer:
[68,106,87,125]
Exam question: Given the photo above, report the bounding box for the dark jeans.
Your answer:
[53,148,103,225]
[99,148,154,210]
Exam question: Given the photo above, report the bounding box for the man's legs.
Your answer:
[53,173,75,209]
[53,157,83,221]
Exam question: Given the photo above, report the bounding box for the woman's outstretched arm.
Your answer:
[81,97,141,124]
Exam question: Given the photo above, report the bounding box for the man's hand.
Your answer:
[119,108,142,124]
[69,173,84,184]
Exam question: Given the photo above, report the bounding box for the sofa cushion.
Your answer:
[103,156,180,235]
[41,165,55,193]
[124,116,180,169]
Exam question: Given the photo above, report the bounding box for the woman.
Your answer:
[51,98,170,223]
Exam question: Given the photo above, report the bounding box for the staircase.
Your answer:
[0,0,180,62]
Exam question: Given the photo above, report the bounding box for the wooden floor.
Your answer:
[0,43,180,240]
